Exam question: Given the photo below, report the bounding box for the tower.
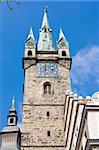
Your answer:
[0,97,21,150]
[21,8,72,150]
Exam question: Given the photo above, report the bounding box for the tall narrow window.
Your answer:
[44,82,51,94]
[62,51,66,56]
[47,131,50,136]
[47,111,50,117]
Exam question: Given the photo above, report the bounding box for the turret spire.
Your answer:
[58,28,69,47]
[57,28,69,49]
[27,26,35,41]
[59,28,66,42]
[25,26,36,51]
[37,7,55,51]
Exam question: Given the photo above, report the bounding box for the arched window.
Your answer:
[44,82,51,94]
[62,51,66,56]
[28,50,32,56]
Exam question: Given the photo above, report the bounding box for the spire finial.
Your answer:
[12,95,15,109]
[44,5,48,13]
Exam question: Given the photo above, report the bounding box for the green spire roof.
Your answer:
[59,28,66,41]
[41,7,50,29]
[25,26,36,49]
[27,27,35,41]
[37,8,55,51]
[57,28,69,48]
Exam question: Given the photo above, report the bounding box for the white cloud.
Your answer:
[71,45,99,96]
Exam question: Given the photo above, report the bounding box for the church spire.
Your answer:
[25,26,36,57]
[37,7,55,51]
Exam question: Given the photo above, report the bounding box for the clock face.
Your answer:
[37,63,58,77]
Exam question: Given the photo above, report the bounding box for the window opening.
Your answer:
[28,50,32,56]
[10,118,14,123]
[62,51,66,56]
[47,131,50,136]
[44,82,51,94]
[47,111,50,117]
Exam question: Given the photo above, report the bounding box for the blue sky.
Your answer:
[0,1,99,129]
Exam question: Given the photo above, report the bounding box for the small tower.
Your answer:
[57,28,70,58]
[0,97,21,150]
[57,28,71,72]
[25,27,36,57]
[38,7,55,51]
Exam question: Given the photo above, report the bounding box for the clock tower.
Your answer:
[21,8,72,150]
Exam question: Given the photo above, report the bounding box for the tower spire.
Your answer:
[41,6,50,29]
[25,26,36,56]
[38,7,55,51]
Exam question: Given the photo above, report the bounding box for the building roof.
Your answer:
[1,125,20,133]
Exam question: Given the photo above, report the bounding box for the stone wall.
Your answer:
[21,53,71,150]
[23,62,71,105]
[21,105,65,146]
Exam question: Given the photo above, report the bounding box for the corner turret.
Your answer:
[57,28,70,58]
[25,27,36,57]
[57,28,72,70]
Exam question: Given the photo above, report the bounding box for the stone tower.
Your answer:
[21,8,72,150]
